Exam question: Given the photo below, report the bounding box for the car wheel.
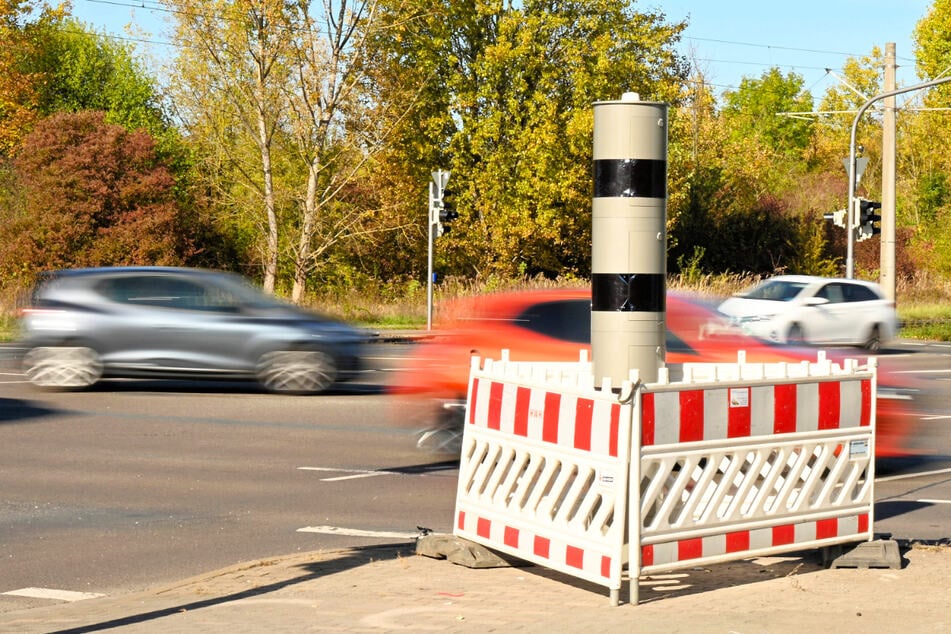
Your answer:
[863,325,882,352]
[787,324,806,345]
[415,399,466,455]
[256,349,337,394]
[23,346,102,389]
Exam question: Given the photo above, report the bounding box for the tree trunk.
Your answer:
[291,157,320,303]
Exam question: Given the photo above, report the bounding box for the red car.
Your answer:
[389,288,922,457]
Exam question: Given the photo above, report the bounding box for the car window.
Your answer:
[814,283,845,304]
[98,276,241,312]
[515,300,591,343]
[842,283,880,302]
[514,298,701,355]
[744,280,806,301]
[666,329,698,356]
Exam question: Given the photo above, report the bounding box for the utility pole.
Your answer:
[846,74,951,279]
[881,43,897,302]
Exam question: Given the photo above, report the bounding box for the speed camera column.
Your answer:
[591,93,668,385]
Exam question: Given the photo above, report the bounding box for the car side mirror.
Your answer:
[804,297,829,307]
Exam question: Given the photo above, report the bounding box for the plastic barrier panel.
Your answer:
[454,350,876,606]
[454,352,633,605]
[630,356,876,604]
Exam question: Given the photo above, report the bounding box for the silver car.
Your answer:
[19,267,370,393]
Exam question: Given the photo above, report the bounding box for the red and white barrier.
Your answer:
[632,358,876,604]
[454,350,877,606]
[455,352,633,605]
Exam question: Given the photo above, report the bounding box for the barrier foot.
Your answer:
[610,588,619,607]
[826,539,902,569]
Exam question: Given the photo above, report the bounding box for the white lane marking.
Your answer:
[2,587,105,602]
[922,415,951,421]
[877,466,951,483]
[297,525,419,539]
[917,499,951,505]
[891,368,951,375]
[298,466,402,482]
[321,473,388,482]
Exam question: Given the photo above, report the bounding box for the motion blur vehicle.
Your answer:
[715,275,898,351]
[19,267,369,394]
[389,288,920,457]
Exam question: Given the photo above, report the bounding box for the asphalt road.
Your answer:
[0,339,949,615]
[0,341,462,614]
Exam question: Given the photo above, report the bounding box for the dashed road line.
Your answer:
[2,587,105,602]
[298,466,405,482]
[297,525,419,539]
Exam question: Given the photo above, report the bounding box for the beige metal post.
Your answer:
[881,43,897,302]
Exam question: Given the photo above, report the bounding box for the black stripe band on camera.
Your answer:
[591,273,665,312]
[593,159,666,199]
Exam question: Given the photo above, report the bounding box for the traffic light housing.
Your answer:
[856,198,882,241]
[438,188,459,225]
[433,186,459,236]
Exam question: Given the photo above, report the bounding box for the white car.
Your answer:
[715,275,898,351]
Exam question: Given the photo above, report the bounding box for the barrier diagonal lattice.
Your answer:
[634,373,875,573]
[454,357,633,593]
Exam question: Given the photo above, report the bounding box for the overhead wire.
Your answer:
[79,0,930,99]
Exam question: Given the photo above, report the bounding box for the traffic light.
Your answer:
[430,170,451,237]
[438,188,459,229]
[856,198,882,241]
[433,184,459,237]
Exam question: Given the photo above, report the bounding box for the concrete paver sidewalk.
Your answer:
[2,539,950,633]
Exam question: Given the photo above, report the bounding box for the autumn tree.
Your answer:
[42,17,171,140]
[164,0,297,293]
[164,0,399,301]
[280,1,398,302]
[666,69,725,273]
[0,111,192,290]
[667,66,837,277]
[907,0,951,275]
[366,0,688,281]
[813,50,885,167]
[0,0,67,155]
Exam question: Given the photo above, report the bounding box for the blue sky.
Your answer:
[71,0,935,97]
[654,1,933,96]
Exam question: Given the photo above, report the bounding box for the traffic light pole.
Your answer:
[846,75,951,279]
[426,180,435,330]
[426,170,450,331]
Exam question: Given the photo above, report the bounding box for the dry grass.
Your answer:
[3,271,949,340]
[308,272,951,342]
[311,273,762,327]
